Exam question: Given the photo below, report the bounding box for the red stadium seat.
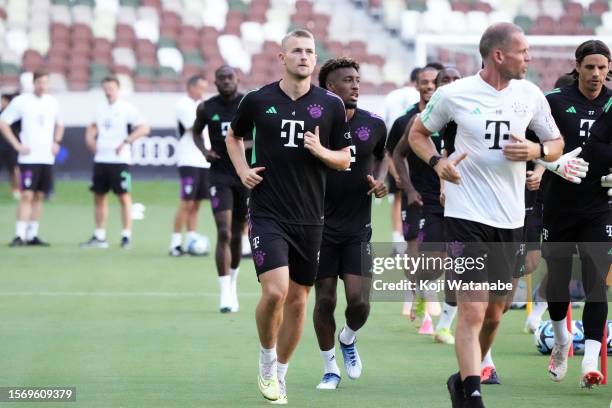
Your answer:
[51,23,70,42]
[112,64,133,76]
[474,1,493,13]
[72,23,93,45]
[155,77,181,92]
[451,1,470,13]
[295,0,313,16]
[47,54,66,74]
[589,0,609,15]
[68,55,91,70]
[564,2,584,19]
[22,50,44,72]
[115,24,136,47]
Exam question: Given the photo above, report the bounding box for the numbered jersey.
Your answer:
[231,81,351,225]
[193,94,243,177]
[421,74,560,228]
[325,108,386,236]
[544,83,612,215]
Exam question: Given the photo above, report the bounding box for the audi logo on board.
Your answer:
[131,136,178,166]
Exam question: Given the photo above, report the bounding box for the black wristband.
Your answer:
[428,155,442,168]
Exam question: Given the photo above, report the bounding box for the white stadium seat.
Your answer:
[360,63,383,85]
[382,0,404,30]
[48,73,67,92]
[117,73,134,94]
[113,47,137,70]
[217,34,251,73]
[263,21,287,43]
[117,6,137,24]
[134,18,160,43]
[137,6,159,23]
[241,21,264,55]
[427,0,451,14]
[400,10,420,41]
[203,0,228,31]
[466,11,490,34]
[28,30,50,55]
[72,5,93,25]
[157,47,184,73]
[5,28,28,57]
[95,0,119,13]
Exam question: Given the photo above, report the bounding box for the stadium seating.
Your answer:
[0,0,396,92]
[367,0,612,90]
[1,0,609,93]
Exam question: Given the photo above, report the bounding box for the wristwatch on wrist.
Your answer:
[428,155,442,168]
[539,143,549,159]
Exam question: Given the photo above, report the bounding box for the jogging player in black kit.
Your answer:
[193,65,248,314]
[386,65,440,319]
[541,40,612,389]
[393,66,463,347]
[312,58,388,390]
[226,29,351,404]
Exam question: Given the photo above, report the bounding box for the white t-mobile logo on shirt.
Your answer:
[579,119,594,138]
[221,122,230,137]
[345,145,356,171]
[280,120,304,147]
[606,225,612,237]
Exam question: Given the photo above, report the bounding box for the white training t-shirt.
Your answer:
[421,73,561,229]
[383,86,420,128]
[175,95,210,168]
[0,93,62,165]
[94,99,145,164]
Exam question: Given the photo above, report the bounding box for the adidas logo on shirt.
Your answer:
[211,114,220,121]
[471,107,482,115]
[266,106,278,114]
[566,106,576,114]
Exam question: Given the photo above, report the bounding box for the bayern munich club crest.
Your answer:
[254,250,266,267]
[307,104,324,119]
[355,126,371,141]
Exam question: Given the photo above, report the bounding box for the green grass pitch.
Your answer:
[0,181,609,407]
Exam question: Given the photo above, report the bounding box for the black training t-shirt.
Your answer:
[0,107,20,152]
[193,93,244,181]
[324,108,386,236]
[231,81,351,225]
[583,108,612,211]
[385,104,419,154]
[406,118,444,215]
[544,83,612,215]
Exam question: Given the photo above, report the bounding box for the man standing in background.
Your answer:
[0,70,64,246]
[0,92,21,200]
[80,76,149,249]
[168,75,210,256]
[193,65,247,313]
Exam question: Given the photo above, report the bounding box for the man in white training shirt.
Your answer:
[0,70,64,247]
[81,76,150,249]
[409,23,564,408]
[168,75,211,256]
